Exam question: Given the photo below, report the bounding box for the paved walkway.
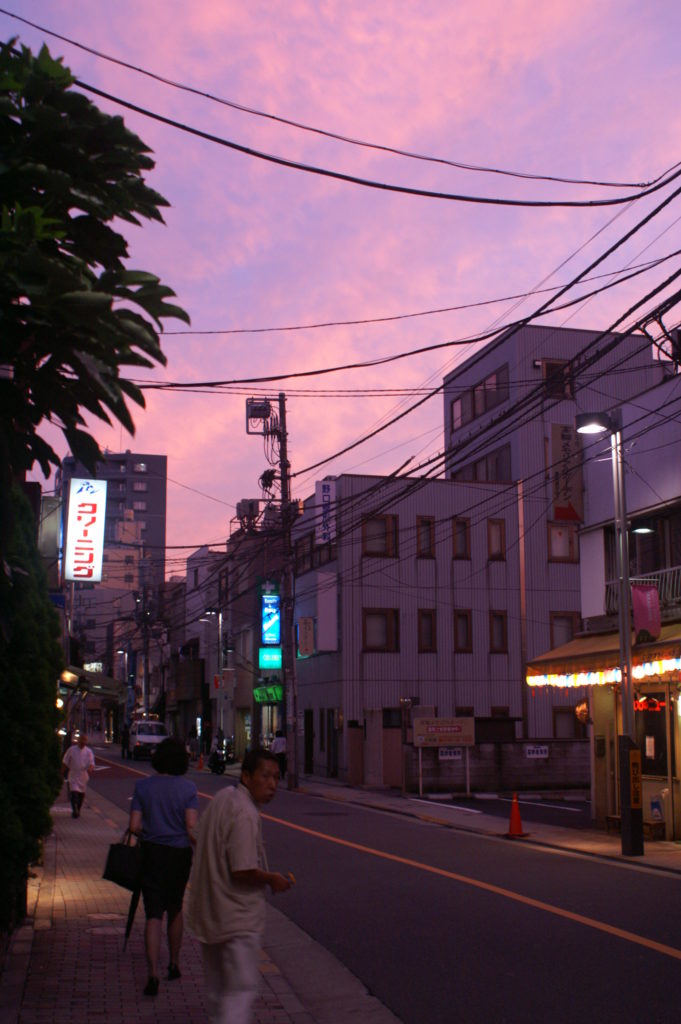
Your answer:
[0,781,399,1024]
[2,770,681,1024]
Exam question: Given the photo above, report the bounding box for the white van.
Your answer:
[129,719,168,760]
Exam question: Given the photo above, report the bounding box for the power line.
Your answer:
[71,77,681,209]
[3,6,674,192]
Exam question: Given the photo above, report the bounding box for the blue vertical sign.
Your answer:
[261,591,281,646]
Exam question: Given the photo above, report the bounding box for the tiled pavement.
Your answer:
[0,789,316,1024]
[0,781,400,1024]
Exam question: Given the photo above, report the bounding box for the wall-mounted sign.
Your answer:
[261,587,281,646]
[524,745,549,759]
[298,616,315,657]
[551,424,583,522]
[438,747,463,761]
[64,478,107,582]
[258,646,282,670]
[315,479,336,544]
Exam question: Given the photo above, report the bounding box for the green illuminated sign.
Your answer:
[253,684,284,704]
[258,646,282,669]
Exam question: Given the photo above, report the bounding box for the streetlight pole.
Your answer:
[577,411,643,856]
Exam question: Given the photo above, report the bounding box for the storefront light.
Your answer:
[528,656,681,689]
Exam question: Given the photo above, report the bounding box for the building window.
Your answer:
[452,444,511,483]
[124,573,134,584]
[295,533,314,574]
[133,481,148,492]
[363,609,399,652]
[450,364,509,433]
[133,501,147,511]
[550,612,580,648]
[416,517,435,558]
[418,610,437,652]
[542,360,574,399]
[451,391,474,431]
[133,462,148,473]
[362,515,398,557]
[548,523,578,562]
[454,610,473,652]
[118,463,127,473]
[489,611,508,652]
[453,517,471,559]
[488,519,506,560]
[554,707,585,739]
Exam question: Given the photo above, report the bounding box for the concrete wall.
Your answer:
[404,740,590,794]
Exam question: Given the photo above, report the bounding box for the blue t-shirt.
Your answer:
[131,774,198,848]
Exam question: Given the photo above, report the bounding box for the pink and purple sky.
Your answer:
[8,1,681,575]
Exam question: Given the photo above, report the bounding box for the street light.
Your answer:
[576,409,644,856]
[201,608,225,733]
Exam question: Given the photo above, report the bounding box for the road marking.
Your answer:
[411,798,483,815]
[262,813,681,963]
[498,797,583,814]
[95,755,148,778]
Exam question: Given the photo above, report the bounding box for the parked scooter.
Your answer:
[208,736,236,774]
[208,747,226,774]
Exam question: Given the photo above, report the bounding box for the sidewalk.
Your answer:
[0,781,400,1024]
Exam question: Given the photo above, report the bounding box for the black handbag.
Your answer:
[103,830,143,891]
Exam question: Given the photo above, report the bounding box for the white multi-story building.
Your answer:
[442,323,670,739]
[292,473,522,786]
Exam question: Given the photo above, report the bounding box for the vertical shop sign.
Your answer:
[64,479,107,582]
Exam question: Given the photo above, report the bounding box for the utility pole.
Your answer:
[277,393,298,789]
[245,393,298,787]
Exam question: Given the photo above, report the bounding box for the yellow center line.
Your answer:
[261,812,681,962]
[98,762,680,961]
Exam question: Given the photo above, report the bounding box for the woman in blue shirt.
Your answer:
[129,736,198,997]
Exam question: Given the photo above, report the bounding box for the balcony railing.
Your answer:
[605,566,681,616]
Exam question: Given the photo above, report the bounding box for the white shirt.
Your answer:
[63,744,95,793]
[187,783,267,944]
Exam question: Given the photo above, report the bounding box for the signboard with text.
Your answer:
[64,478,107,582]
[413,717,475,748]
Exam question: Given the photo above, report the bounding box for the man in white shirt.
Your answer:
[62,733,95,818]
[187,749,292,1024]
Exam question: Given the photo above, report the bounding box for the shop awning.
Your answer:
[526,623,681,688]
[60,666,125,700]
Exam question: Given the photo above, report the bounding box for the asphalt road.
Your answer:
[90,750,681,1024]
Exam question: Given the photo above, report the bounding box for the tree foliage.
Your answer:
[0,485,63,931]
[0,39,190,480]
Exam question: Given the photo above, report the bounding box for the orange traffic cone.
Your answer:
[507,792,528,839]
[197,753,204,771]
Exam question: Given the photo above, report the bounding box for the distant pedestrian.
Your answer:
[270,729,287,780]
[187,748,292,1024]
[121,722,130,760]
[129,737,198,998]
[62,733,95,818]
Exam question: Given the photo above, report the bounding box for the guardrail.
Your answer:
[605,566,681,615]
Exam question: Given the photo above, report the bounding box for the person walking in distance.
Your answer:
[269,729,287,780]
[187,748,293,1024]
[62,732,95,818]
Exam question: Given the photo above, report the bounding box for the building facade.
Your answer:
[442,324,670,739]
[292,473,527,787]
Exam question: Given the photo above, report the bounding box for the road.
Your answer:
[90,749,681,1024]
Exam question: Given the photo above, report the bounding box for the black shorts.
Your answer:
[141,843,193,921]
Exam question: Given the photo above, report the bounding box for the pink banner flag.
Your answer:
[632,584,661,641]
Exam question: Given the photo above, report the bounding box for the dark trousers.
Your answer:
[70,790,84,816]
